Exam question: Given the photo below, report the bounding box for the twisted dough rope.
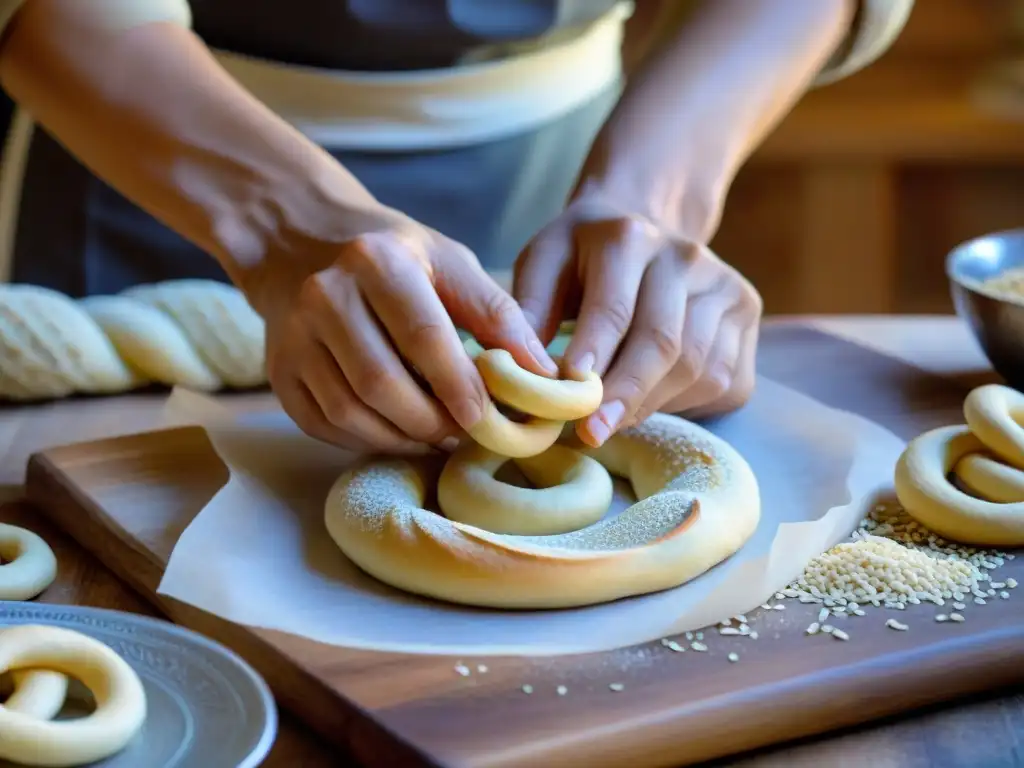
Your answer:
[0,279,266,401]
[895,383,1024,547]
[325,340,761,609]
[0,625,147,767]
[0,523,57,601]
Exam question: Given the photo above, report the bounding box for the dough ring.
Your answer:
[437,442,614,535]
[895,383,1024,547]
[0,523,58,601]
[466,348,602,458]
[0,624,147,767]
[325,413,760,610]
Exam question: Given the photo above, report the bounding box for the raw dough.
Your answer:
[0,280,265,400]
[895,383,1024,546]
[325,339,760,609]
[0,624,147,767]
[0,523,57,601]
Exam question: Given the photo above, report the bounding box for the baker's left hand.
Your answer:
[513,194,762,447]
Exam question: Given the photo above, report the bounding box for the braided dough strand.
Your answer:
[0,280,266,401]
[895,384,1024,547]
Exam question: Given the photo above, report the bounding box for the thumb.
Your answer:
[434,244,559,378]
[512,224,574,345]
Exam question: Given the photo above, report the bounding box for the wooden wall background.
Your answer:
[713,0,1024,315]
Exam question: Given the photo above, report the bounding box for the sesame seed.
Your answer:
[953,602,966,610]
[609,683,625,692]
[832,629,850,641]
[522,684,534,694]
[556,685,568,696]
[690,642,708,652]
[772,604,786,611]
[719,627,741,636]
[821,624,835,634]
[885,619,909,631]
[749,631,759,640]
[806,622,821,635]
[949,613,965,623]
[1007,578,1018,589]
[935,614,949,622]
[477,665,488,673]
[727,653,740,663]
[974,597,986,605]
[1001,591,1010,599]
[454,664,471,677]
[695,632,704,640]
[666,641,685,653]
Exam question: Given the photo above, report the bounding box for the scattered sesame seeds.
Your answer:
[690,642,708,652]
[885,619,909,631]
[821,624,835,634]
[727,653,740,663]
[953,602,966,610]
[935,614,949,623]
[806,622,821,635]
[666,641,686,653]
[818,608,831,623]
[609,683,625,692]
[719,627,741,636]
[1001,591,1011,599]
[556,685,568,696]
[454,664,471,677]
[1007,578,1018,589]
[975,597,987,605]
[521,684,534,694]
[950,613,965,623]
[832,629,850,641]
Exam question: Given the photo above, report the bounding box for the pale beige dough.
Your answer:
[0,624,147,767]
[0,280,266,401]
[895,383,1024,547]
[0,523,57,601]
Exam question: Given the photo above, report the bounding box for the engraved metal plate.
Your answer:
[0,602,277,767]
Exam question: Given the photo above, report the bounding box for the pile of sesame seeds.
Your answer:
[450,501,1018,697]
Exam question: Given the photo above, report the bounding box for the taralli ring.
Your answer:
[325,412,760,610]
[895,383,1024,547]
[0,624,147,767]
[466,348,602,458]
[437,442,614,535]
[0,524,58,601]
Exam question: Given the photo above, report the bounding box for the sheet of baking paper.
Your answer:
[155,376,905,656]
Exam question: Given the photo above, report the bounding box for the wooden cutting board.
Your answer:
[22,323,1024,768]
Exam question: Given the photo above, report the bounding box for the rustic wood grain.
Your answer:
[17,324,1024,767]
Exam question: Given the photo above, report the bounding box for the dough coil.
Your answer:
[895,383,1024,547]
[326,339,761,609]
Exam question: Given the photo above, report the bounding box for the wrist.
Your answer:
[572,130,734,243]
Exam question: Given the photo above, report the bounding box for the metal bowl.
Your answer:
[947,228,1024,389]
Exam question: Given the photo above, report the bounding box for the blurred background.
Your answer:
[1,0,1021,318]
[712,0,1024,316]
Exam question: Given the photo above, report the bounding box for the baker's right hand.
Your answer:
[252,211,558,455]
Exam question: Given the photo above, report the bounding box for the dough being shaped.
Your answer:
[325,413,760,610]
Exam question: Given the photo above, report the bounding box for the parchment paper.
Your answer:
[155,376,905,656]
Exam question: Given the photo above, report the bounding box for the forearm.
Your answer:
[580,0,856,240]
[0,0,377,300]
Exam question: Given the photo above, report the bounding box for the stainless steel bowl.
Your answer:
[947,228,1024,389]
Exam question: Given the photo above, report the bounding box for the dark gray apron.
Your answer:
[9,0,622,297]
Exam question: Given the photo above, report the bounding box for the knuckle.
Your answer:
[642,325,682,362]
[598,296,634,338]
[481,289,521,332]
[677,343,708,379]
[349,362,393,404]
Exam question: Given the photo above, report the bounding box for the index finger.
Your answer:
[562,220,655,380]
[355,241,491,432]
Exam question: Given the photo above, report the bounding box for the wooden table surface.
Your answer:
[2,315,1022,768]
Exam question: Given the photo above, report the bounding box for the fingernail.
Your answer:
[571,352,595,379]
[529,338,559,375]
[589,400,625,445]
[438,436,461,452]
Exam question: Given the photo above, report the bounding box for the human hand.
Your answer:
[250,206,558,454]
[513,193,762,447]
